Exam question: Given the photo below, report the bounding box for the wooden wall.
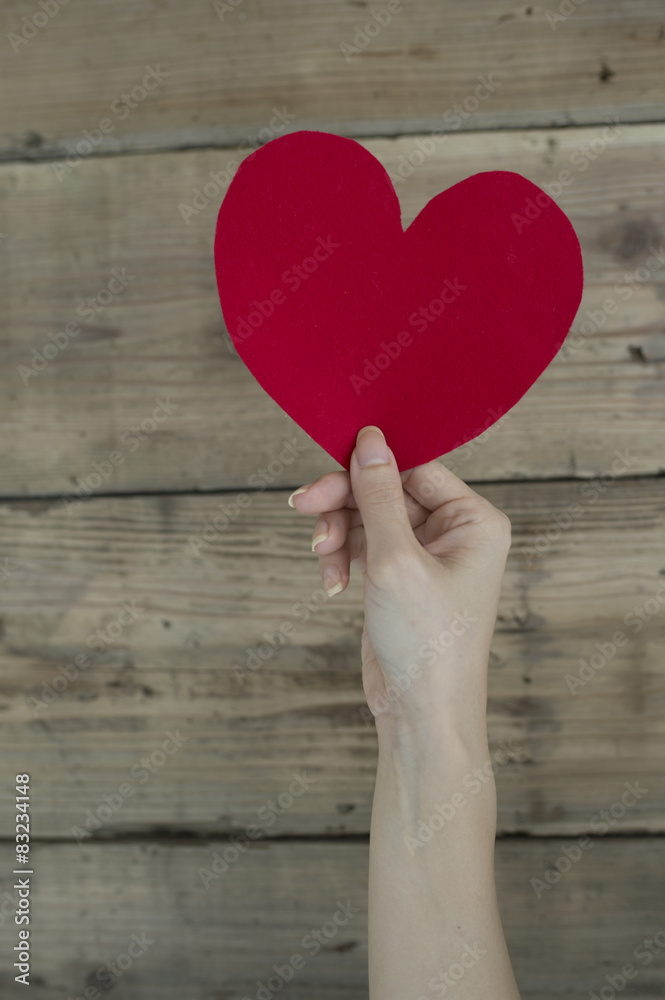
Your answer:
[0,0,664,996]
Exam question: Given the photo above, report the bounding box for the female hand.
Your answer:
[288,425,512,747]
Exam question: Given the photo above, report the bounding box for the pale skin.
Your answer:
[288,425,521,999]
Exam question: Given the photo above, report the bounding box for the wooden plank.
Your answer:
[0,838,663,998]
[1,0,665,158]
[1,123,664,495]
[0,479,663,838]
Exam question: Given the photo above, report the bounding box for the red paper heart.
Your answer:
[214,130,583,471]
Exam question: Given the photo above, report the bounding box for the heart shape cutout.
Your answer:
[214,130,583,471]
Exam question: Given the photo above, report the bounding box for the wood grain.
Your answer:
[2,0,665,159]
[1,123,664,496]
[1,479,662,838]
[1,838,663,998]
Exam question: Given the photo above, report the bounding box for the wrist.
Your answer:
[373,713,498,856]
[375,709,491,773]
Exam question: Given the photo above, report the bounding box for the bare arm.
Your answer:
[289,424,521,998]
[369,716,520,999]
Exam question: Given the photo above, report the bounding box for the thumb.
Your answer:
[350,426,415,563]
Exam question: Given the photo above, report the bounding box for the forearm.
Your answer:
[368,715,521,1000]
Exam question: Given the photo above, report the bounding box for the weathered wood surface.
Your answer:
[2,0,665,159]
[1,478,663,838]
[0,838,663,998]
[1,123,664,496]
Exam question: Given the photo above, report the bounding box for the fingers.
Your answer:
[349,427,418,564]
[310,506,353,555]
[288,463,432,532]
[400,458,486,513]
[287,470,359,514]
[316,524,366,597]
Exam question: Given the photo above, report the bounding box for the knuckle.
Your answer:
[363,482,403,508]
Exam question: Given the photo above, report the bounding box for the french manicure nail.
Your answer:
[323,565,343,597]
[288,485,311,508]
[312,521,329,551]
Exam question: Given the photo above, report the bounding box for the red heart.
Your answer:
[214,131,583,471]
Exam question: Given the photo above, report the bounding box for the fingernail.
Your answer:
[356,426,390,468]
[323,565,343,597]
[288,485,311,508]
[312,521,329,552]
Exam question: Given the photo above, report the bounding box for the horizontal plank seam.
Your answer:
[1,831,664,846]
[3,116,665,165]
[0,471,662,505]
